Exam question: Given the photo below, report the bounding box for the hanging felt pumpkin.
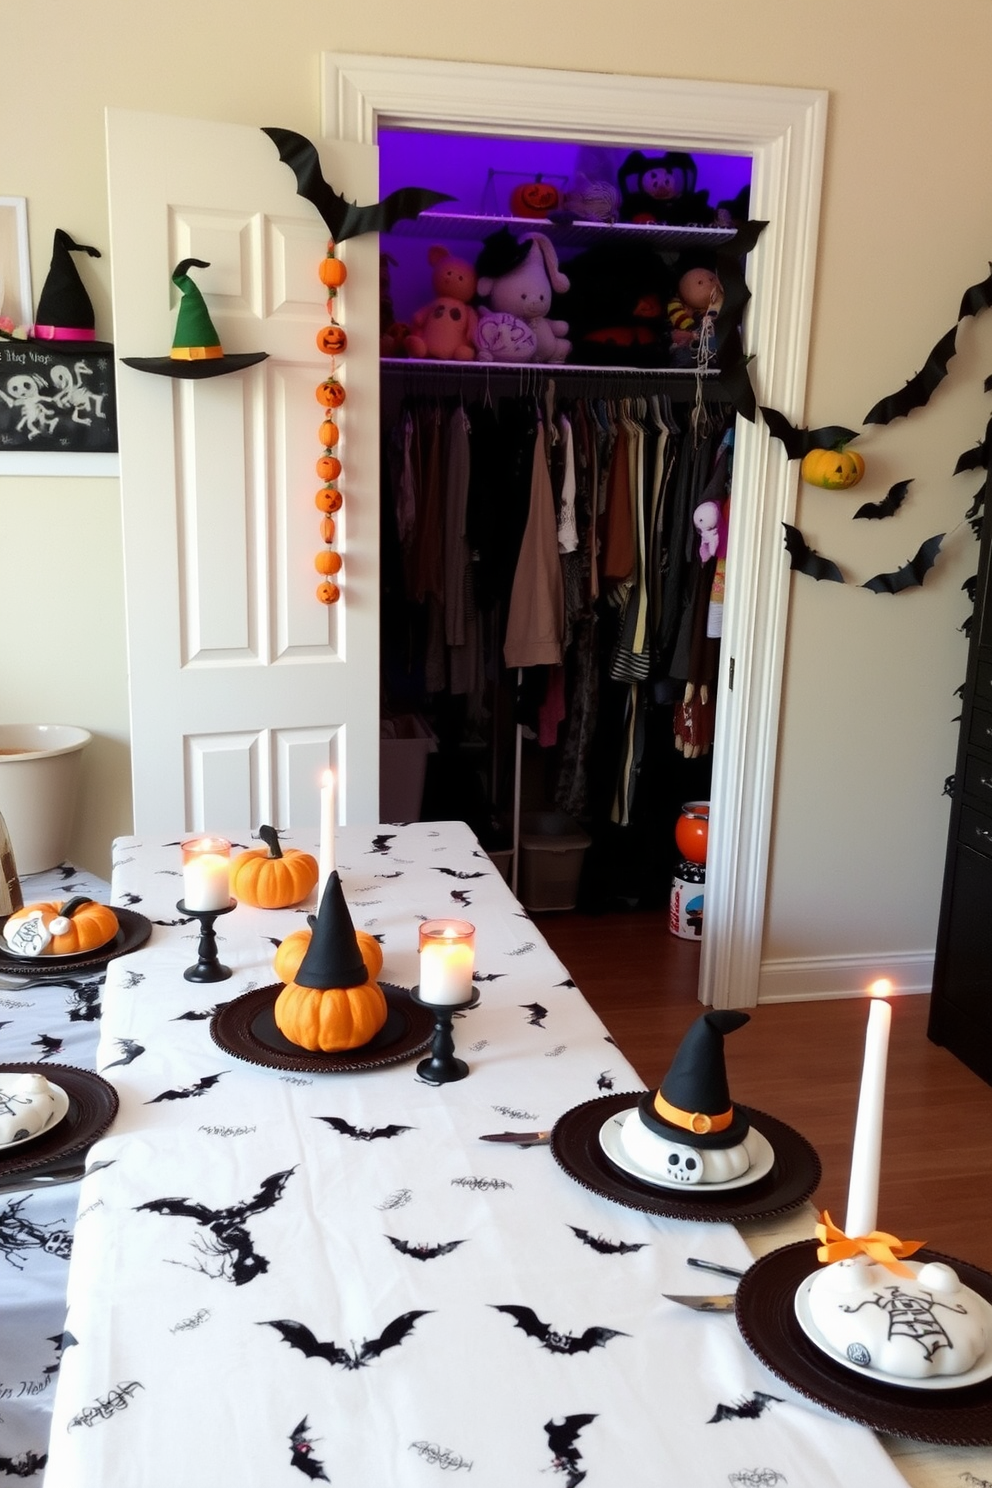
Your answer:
[318,419,340,448]
[318,256,347,290]
[3,896,119,956]
[315,486,343,514]
[800,447,866,490]
[272,870,387,1051]
[316,454,342,482]
[510,178,561,218]
[229,826,318,909]
[316,581,341,605]
[317,324,347,356]
[316,378,346,409]
[315,549,343,576]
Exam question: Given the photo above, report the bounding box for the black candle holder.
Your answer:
[176,899,236,982]
[411,986,480,1084]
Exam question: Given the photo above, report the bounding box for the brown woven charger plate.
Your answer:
[736,1241,992,1444]
[0,908,152,979]
[0,1064,119,1180]
[209,982,433,1073]
[549,1092,821,1223]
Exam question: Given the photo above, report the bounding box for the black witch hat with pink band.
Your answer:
[638,1010,751,1148]
[30,230,113,354]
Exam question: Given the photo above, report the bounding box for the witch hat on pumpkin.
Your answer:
[293,870,368,989]
[637,1010,751,1148]
[121,258,267,379]
[29,229,113,353]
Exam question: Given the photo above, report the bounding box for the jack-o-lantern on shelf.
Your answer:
[314,242,348,605]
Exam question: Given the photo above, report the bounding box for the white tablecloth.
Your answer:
[5,823,988,1486]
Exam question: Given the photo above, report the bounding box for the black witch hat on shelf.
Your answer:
[121,258,267,379]
[29,229,113,354]
[293,870,368,989]
[637,1010,751,1149]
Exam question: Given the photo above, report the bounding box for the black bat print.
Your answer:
[490,1305,628,1355]
[0,1022,9,1032]
[262,1310,432,1370]
[432,866,487,879]
[708,1392,785,1423]
[55,863,78,879]
[862,532,944,594]
[102,1038,145,1070]
[289,1418,329,1482]
[759,406,860,460]
[146,1072,226,1103]
[567,1226,646,1255]
[0,1451,48,1478]
[853,478,912,521]
[370,834,396,854]
[521,1002,548,1028]
[450,889,473,907]
[316,1116,413,1141]
[864,325,959,424]
[118,890,143,906]
[137,1167,295,1286]
[119,969,145,990]
[385,1235,466,1261]
[596,1070,614,1090]
[546,1414,596,1488]
[152,916,195,927]
[555,977,577,988]
[782,523,844,584]
[376,871,403,879]
[263,127,453,242]
[31,1034,62,1059]
[173,1003,230,1021]
[67,982,102,1023]
[472,972,506,982]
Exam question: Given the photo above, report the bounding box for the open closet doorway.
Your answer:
[321,54,827,1009]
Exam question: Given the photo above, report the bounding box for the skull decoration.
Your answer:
[660,1142,704,1185]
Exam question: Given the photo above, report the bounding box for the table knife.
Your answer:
[479,1131,552,1146]
[662,1292,736,1312]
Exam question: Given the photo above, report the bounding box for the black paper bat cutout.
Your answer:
[146,1072,226,1103]
[854,479,912,520]
[782,524,844,584]
[862,532,944,594]
[490,1304,628,1355]
[289,1418,329,1482]
[958,264,992,320]
[521,1002,548,1027]
[385,1235,467,1261]
[760,407,859,460]
[545,1414,596,1488]
[864,326,958,425]
[432,866,487,879]
[708,1391,784,1423]
[137,1167,295,1286]
[567,1226,646,1255]
[262,1311,432,1370]
[263,128,454,242]
[953,419,992,473]
[102,1038,145,1070]
[315,1116,412,1141]
[0,1451,48,1479]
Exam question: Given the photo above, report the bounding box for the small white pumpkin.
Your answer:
[620,1110,761,1184]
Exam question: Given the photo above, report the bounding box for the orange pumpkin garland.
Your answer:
[314,238,345,606]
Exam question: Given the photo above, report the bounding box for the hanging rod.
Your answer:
[380,357,731,402]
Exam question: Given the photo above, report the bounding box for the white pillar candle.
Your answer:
[844,982,893,1238]
[181,837,231,912]
[317,769,336,906]
[418,920,475,1005]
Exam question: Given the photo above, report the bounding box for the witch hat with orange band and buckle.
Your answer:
[121,259,267,379]
[638,1010,751,1148]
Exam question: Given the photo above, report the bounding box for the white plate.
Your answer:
[794,1267,992,1391]
[0,1082,70,1150]
[0,929,120,964]
[598,1109,775,1193]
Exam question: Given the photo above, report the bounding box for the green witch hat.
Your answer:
[121,258,267,379]
[294,870,368,989]
[31,229,113,352]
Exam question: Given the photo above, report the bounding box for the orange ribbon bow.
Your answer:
[815,1210,926,1278]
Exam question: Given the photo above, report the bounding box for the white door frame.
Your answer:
[321,53,827,1009]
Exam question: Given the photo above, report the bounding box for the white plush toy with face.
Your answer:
[620,1109,762,1183]
[476,232,571,364]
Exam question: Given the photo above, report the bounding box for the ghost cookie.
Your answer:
[0,1072,61,1145]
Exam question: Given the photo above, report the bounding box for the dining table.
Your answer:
[4,820,992,1487]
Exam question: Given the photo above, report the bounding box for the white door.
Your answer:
[106,109,380,835]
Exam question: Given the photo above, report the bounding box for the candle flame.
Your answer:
[868,978,893,999]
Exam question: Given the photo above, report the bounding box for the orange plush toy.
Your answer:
[404,245,478,361]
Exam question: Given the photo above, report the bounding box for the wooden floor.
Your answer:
[535,908,992,1271]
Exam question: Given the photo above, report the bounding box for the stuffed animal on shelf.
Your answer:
[379,251,408,356]
[558,242,672,367]
[475,227,571,364]
[403,245,478,361]
[617,150,714,226]
[552,172,621,224]
[474,311,539,363]
[668,267,723,367]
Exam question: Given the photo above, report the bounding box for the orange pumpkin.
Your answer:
[315,486,343,514]
[317,324,347,356]
[316,454,342,482]
[315,549,342,576]
[800,447,865,490]
[274,926,382,986]
[319,515,336,544]
[318,419,340,448]
[318,257,347,289]
[4,897,119,956]
[273,976,386,1051]
[230,826,318,909]
[316,379,346,409]
[316,581,341,605]
[510,179,560,218]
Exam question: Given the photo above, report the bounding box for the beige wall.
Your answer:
[2,0,989,983]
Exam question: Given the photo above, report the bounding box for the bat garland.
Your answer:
[782,523,945,593]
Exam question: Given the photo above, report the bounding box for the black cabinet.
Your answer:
[928,487,992,1083]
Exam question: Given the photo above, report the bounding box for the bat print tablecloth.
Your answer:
[18,824,961,1487]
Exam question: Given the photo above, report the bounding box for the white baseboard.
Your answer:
[757,951,933,1003]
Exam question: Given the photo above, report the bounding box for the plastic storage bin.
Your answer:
[518,811,591,912]
[379,716,437,822]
